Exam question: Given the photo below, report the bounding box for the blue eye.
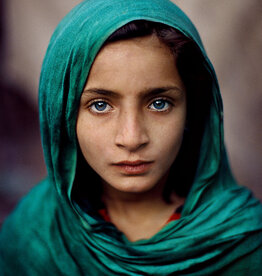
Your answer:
[90,101,111,113]
[149,99,170,111]
[94,102,107,111]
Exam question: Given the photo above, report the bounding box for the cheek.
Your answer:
[151,114,186,163]
[161,126,184,154]
[76,117,109,162]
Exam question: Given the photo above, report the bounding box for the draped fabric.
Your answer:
[1,0,262,275]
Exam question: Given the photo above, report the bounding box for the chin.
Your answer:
[104,176,161,194]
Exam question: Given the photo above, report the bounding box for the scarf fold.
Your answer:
[1,0,262,275]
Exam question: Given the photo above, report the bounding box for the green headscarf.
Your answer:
[1,0,262,275]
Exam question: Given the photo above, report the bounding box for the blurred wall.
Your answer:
[1,0,261,223]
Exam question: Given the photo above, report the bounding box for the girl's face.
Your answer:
[77,35,186,195]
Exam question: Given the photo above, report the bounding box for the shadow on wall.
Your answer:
[0,0,46,224]
[0,81,46,224]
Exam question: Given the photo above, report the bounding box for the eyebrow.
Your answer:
[83,88,119,98]
[82,86,184,98]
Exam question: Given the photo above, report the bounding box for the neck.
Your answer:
[102,174,166,212]
[101,178,185,241]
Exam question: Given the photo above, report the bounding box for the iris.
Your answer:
[151,99,169,110]
[94,101,108,111]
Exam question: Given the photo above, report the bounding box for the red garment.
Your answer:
[98,207,182,224]
[98,208,111,222]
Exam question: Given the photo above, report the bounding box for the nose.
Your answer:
[115,110,149,152]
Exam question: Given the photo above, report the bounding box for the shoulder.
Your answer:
[220,243,262,275]
[0,179,58,274]
[1,178,56,231]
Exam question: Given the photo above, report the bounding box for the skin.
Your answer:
[76,35,186,241]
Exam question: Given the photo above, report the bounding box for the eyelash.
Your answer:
[87,98,173,114]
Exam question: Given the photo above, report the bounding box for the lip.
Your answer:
[112,160,154,175]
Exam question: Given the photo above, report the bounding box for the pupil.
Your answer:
[95,102,106,111]
[153,100,165,109]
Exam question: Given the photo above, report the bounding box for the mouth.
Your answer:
[112,160,154,175]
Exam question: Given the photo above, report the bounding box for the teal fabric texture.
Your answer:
[1,0,262,275]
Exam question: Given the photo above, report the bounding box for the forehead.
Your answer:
[84,34,185,94]
[94,34,173,65]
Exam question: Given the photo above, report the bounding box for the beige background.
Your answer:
[1,0,261,222]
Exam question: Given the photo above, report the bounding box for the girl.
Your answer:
[1,0,262,274]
